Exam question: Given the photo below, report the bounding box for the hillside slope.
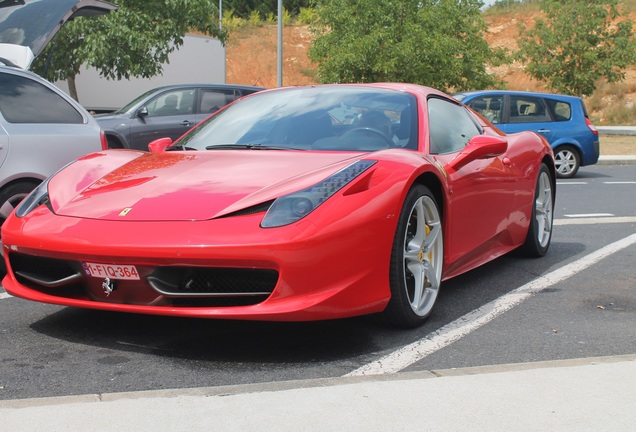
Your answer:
[225,12,636,125]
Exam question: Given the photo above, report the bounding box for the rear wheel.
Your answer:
[554,145,580,178]
[520,163,554,257]
[382,184,443,328]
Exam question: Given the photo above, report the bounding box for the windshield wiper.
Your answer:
[205,144,302,151]
[165,145,198,151]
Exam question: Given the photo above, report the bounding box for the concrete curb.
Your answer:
[1,353,634,408]
[597,155,636,165]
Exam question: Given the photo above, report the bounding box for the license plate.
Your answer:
[82,262,140,280]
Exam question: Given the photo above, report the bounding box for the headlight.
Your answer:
[15,178,51,218]
[261,160,376,228]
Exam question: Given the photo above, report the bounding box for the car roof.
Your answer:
[455,89,582,102]
[148,83,266,92]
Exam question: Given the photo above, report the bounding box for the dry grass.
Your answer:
[601,134,636,155]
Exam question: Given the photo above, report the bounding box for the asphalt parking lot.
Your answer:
[1,163,635,431]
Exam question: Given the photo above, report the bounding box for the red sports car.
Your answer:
[1,84,555,327]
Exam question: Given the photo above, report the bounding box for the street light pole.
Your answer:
[277,0,282,87]
[219,0,226,83]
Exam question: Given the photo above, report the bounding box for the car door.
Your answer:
[128,88,198,150]
[427,97,516,266]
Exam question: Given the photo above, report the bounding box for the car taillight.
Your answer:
[585,117,598,135]
[100,129,108,150]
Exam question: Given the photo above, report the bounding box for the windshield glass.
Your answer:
[176,86,418,152]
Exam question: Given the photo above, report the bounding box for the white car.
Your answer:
[0,0,117,272]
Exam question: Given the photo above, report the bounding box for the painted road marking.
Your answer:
[564,213,614,218]
[554,216,636,226]
[345,233,636,376]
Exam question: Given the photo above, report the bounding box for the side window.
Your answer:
[467,96,503,124]
[146,89,195,117]
[428,97,481,154]
[0,73,83,124]
[545,99,571,122]
[200,90,236,114]
[509,96,550,123]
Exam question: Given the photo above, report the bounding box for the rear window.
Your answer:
[0,73,83,124]
[544,99,572,122]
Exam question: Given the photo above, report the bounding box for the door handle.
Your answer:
[180,120,193,127]
[537,129,550,133]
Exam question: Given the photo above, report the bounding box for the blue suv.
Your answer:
[454,90,600,178]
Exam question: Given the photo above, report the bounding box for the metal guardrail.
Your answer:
[597,126,636,136]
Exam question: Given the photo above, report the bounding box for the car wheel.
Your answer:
[107,136,124,149]
[383,184,444,327]
[554,145,580,178]
[520,163,554,257]
[0,181,38,274]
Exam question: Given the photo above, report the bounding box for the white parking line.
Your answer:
[557,181,587,185]
[345,233,636,377]
[564,213,614,218]
[555,216,636,225]
[604,181,636,184]
[0,291,11,300]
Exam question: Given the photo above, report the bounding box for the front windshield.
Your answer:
[176,86,418,152]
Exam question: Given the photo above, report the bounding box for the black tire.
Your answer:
[0,181,38,275]
[554,145,580,178]
[107,136,124,149]
[382,184,444,328]
[519,163,554,257]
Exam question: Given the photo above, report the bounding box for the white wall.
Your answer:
[55,34,226,112]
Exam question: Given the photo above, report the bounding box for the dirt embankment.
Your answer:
[225,13,636,154]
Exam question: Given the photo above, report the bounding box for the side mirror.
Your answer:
[137,106,149,118]
[446,135,508,172]
[148,137,173,153]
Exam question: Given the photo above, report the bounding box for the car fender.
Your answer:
[104,129,131,149]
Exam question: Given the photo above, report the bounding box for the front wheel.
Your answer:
[519,163,554,257]
[554,145,580,178]
[0,181,38,275]
[382,185,444,328]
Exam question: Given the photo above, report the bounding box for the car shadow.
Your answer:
[27,240,587,365]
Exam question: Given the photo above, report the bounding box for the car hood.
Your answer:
[47,150,369,222]
[0,0,117,69]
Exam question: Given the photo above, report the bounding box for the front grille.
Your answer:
[9,253,82,287]
[8,252,278,307]
[147,267,278,297]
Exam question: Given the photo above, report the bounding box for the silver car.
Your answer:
[0,0,116,271]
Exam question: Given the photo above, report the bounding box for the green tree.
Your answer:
[308,0,507,91]
[517,0,636,97]
[223,0,312,19]
[33,0,225,101]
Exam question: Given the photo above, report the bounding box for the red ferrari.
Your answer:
[1,84,555,327]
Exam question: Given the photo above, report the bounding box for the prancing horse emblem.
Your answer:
[102,278,115,296]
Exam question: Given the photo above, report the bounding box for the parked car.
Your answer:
[2,83,556,328]
[95,84,265,150]
[0,0,116,273]
[454,90,599,178]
